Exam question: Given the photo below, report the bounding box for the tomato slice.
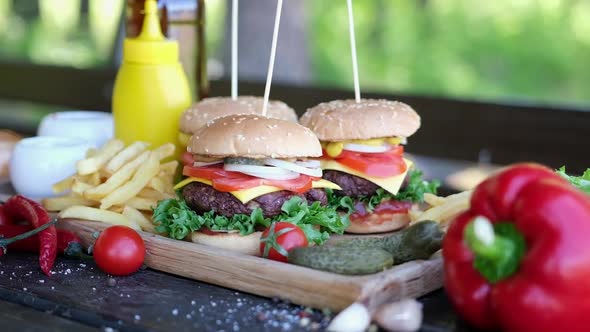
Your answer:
[182,152,194,166]
[338,153,406,177]
[350,199,413,222]
[182,165,314,193]
[265,175,313,193]
[323,145,407,177]
[213,176,264,191]
[183,165,248,180]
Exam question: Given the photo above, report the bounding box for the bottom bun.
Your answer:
[190,231,262,256]
[345,213,410,234]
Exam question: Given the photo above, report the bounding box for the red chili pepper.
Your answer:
[443,163,590,332]
[3,195,57,276]
[0,205,12,225]
[0,224,82,255]
[0,224,39,252]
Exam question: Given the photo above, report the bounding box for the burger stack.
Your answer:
[154,95,437,256]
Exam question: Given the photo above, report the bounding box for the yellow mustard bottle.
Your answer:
[112,0,191,158]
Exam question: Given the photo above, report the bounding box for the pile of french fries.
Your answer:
[42,139,178,233]
[409,190,473,230]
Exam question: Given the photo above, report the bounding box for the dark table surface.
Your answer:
[0,253,480,332]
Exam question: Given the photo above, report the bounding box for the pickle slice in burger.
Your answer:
[154,114,349,256]
[300,99,439,234]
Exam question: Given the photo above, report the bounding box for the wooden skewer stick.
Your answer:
[346,0,361,103]
[231,0,239,99]
[262,0,283,117]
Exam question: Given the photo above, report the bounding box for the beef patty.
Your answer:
[323,170,379,197]
[182,182,327,218]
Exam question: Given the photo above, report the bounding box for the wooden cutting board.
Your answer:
[59,218,443,311]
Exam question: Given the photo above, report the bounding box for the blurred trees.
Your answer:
[219,0,311,83]
[306,0,590,106]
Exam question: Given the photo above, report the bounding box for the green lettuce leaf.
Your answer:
[152,199,260,239]
[326,169,440,214]
[556,166,590,194]
[153,195,349,245]
[395,169,441,202]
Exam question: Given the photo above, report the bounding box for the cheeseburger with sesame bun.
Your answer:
[154,114,348,256]
[177,96,297,156]
[299,99,439,234]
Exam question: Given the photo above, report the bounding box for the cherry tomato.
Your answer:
[93,226,145,276]
[182,165,314,193]
[322,145,407,177]
[260,222,308,263]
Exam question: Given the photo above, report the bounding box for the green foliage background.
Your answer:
[306,0,590,106]
[2,0,588,107]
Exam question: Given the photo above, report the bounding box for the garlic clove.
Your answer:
[374,298,423,332]
[327,302,371,332]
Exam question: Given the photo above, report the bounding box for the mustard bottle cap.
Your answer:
[123,0,178,64]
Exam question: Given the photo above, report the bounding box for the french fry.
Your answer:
[71,180,94,195]
[123,206,158,234]
[424,193,446,207]
[52,176,75,194]
[125,197,159,211]
[416,190,473,226]
[83,151,150,200]
[105,141,149,174]
[48,138,177,240]
[42,196,98,211]
[154,143,175,160]
[76,139,125,175]
[84,172,101,186]
[85,148,98,158]
[108,206,125,214]
[147,176,166,193]
[59,206,141,230]
[99,152,160,210]
[159,160,179,175]
[408,208,423,223]
[138,188,168,200]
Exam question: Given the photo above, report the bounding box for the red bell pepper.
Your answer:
[443,163,590,332]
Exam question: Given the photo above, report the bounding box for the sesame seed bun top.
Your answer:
[189,114,322,159]
[299,99,421,141]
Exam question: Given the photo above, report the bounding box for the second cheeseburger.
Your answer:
[155,114,348,255]
[300,99,439,234]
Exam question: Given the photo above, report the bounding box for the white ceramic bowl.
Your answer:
[10,136,91,199]
[37,111,113,148]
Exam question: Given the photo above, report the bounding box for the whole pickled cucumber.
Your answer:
[385,220,444,264]
[333,220,444,264]
[331,237,386,251]
[288,246,393,275]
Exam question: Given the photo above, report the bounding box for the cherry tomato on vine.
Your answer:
[260,222,308,263]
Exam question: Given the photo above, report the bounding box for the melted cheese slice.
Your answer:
[174,177,341,204]
[321,158,413,195]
